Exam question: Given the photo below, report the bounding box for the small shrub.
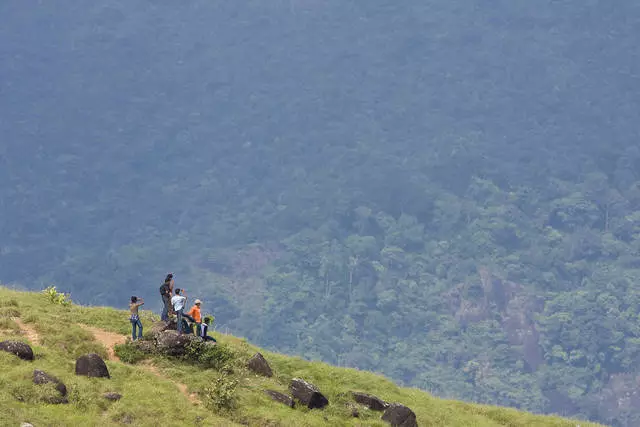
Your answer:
[203,372,239,412]
[185,340,236,371]
[42,286,72,306]
[114,342,147,364]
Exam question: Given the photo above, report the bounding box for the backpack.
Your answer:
[159,282,170,297]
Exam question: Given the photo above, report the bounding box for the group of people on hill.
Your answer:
[127,272,215,342]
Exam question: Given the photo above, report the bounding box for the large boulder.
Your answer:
[289,378,329,409]
[247,352,273,377]
[381,403,418,427]
[132,339,156,354]
[149,320,176,339]
[351,391,389,411]
[33,369,68,404]
[0,340,34,361]
[156,330,198,356]
[75,353,110,378]
[264,390,295,408]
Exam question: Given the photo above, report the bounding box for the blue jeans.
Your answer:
[161,296,170,321]
[176,309,195,334]
[130,317,143,340]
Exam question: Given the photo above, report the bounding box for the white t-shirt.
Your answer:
[171,295,186,311]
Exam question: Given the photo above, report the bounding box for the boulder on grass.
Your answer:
[156,330,198,357]
[132,339,156,354]
[33,369,67,396]
[264,390,295,408]
[0,340,34,361]
[289,378,329,409]
[351,391,389,411]
[381,403,418,427]
[75,353,110,378]
[247,353,273,377]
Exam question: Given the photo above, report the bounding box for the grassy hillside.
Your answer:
[0,286,601,427]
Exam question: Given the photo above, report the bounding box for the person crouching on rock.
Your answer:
[171,288,194,334]
[187,299,202,336]
[129,296,144,341]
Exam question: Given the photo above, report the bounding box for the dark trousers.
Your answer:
[161,295,171,321]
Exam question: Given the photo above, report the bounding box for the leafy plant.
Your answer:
[42,286,72,306]
[185,340,236,371]
[114,342,148,364]
[203,372,239,412]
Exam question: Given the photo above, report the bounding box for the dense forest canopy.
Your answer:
[2,1,640,425]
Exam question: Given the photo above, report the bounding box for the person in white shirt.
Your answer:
[171,288,193,334]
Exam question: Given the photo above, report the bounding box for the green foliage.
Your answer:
[114,342,148,364]
[185,340,236,371]
[203,372,239,413]
[42,286,72,307]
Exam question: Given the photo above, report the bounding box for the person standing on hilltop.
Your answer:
[171,288,194,334]
[159,273,174,321]
[129,296,144,341]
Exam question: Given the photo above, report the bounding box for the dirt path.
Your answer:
[85,326,126,361]
[12,317,40,343]
[84,325,200,404]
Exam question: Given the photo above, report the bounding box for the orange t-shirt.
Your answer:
[187,305,201,323]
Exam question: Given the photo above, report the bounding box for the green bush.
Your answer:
[203,372,239,412]
[42,286,72,306]
[114,342,147,364]
[184,340,236,371]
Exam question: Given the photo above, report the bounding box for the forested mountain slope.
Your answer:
[1,1,640,425]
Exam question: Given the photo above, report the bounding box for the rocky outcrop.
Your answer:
[247,353,273,377]
[75,353,110,378]
[104,392,123,401]
[132,339,156,354]
[0,340,34,361]
[33,369,67,396]
[289,378,329,409]
[264,390,295,408]
[351,391,388,411]
[381,403,417,427]
[149,321,176,339]
[156,330,198,357]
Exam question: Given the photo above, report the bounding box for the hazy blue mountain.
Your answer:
[2,1,640,425]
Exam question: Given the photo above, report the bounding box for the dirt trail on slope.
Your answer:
[85,326,125,361]
[84,325,200,404]
[12,317,40,344]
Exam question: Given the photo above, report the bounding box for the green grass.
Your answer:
[0,286,605,427]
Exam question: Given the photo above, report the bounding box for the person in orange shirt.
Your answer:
[186,299,202,336]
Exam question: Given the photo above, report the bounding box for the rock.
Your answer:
[381,403,418,427]
[33,369,67,397]
[264,390,295,408]
[346,403,360,417]
[132,339,156,353]
[149,320,176,339]
[103,392,122,401]
[351,391,389,411]
[156,330,198,357]
[0,340,34,361]
[20,423,34,427]
[289,378,329,409]
[247,352,273,377]
[75,353,110,378]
